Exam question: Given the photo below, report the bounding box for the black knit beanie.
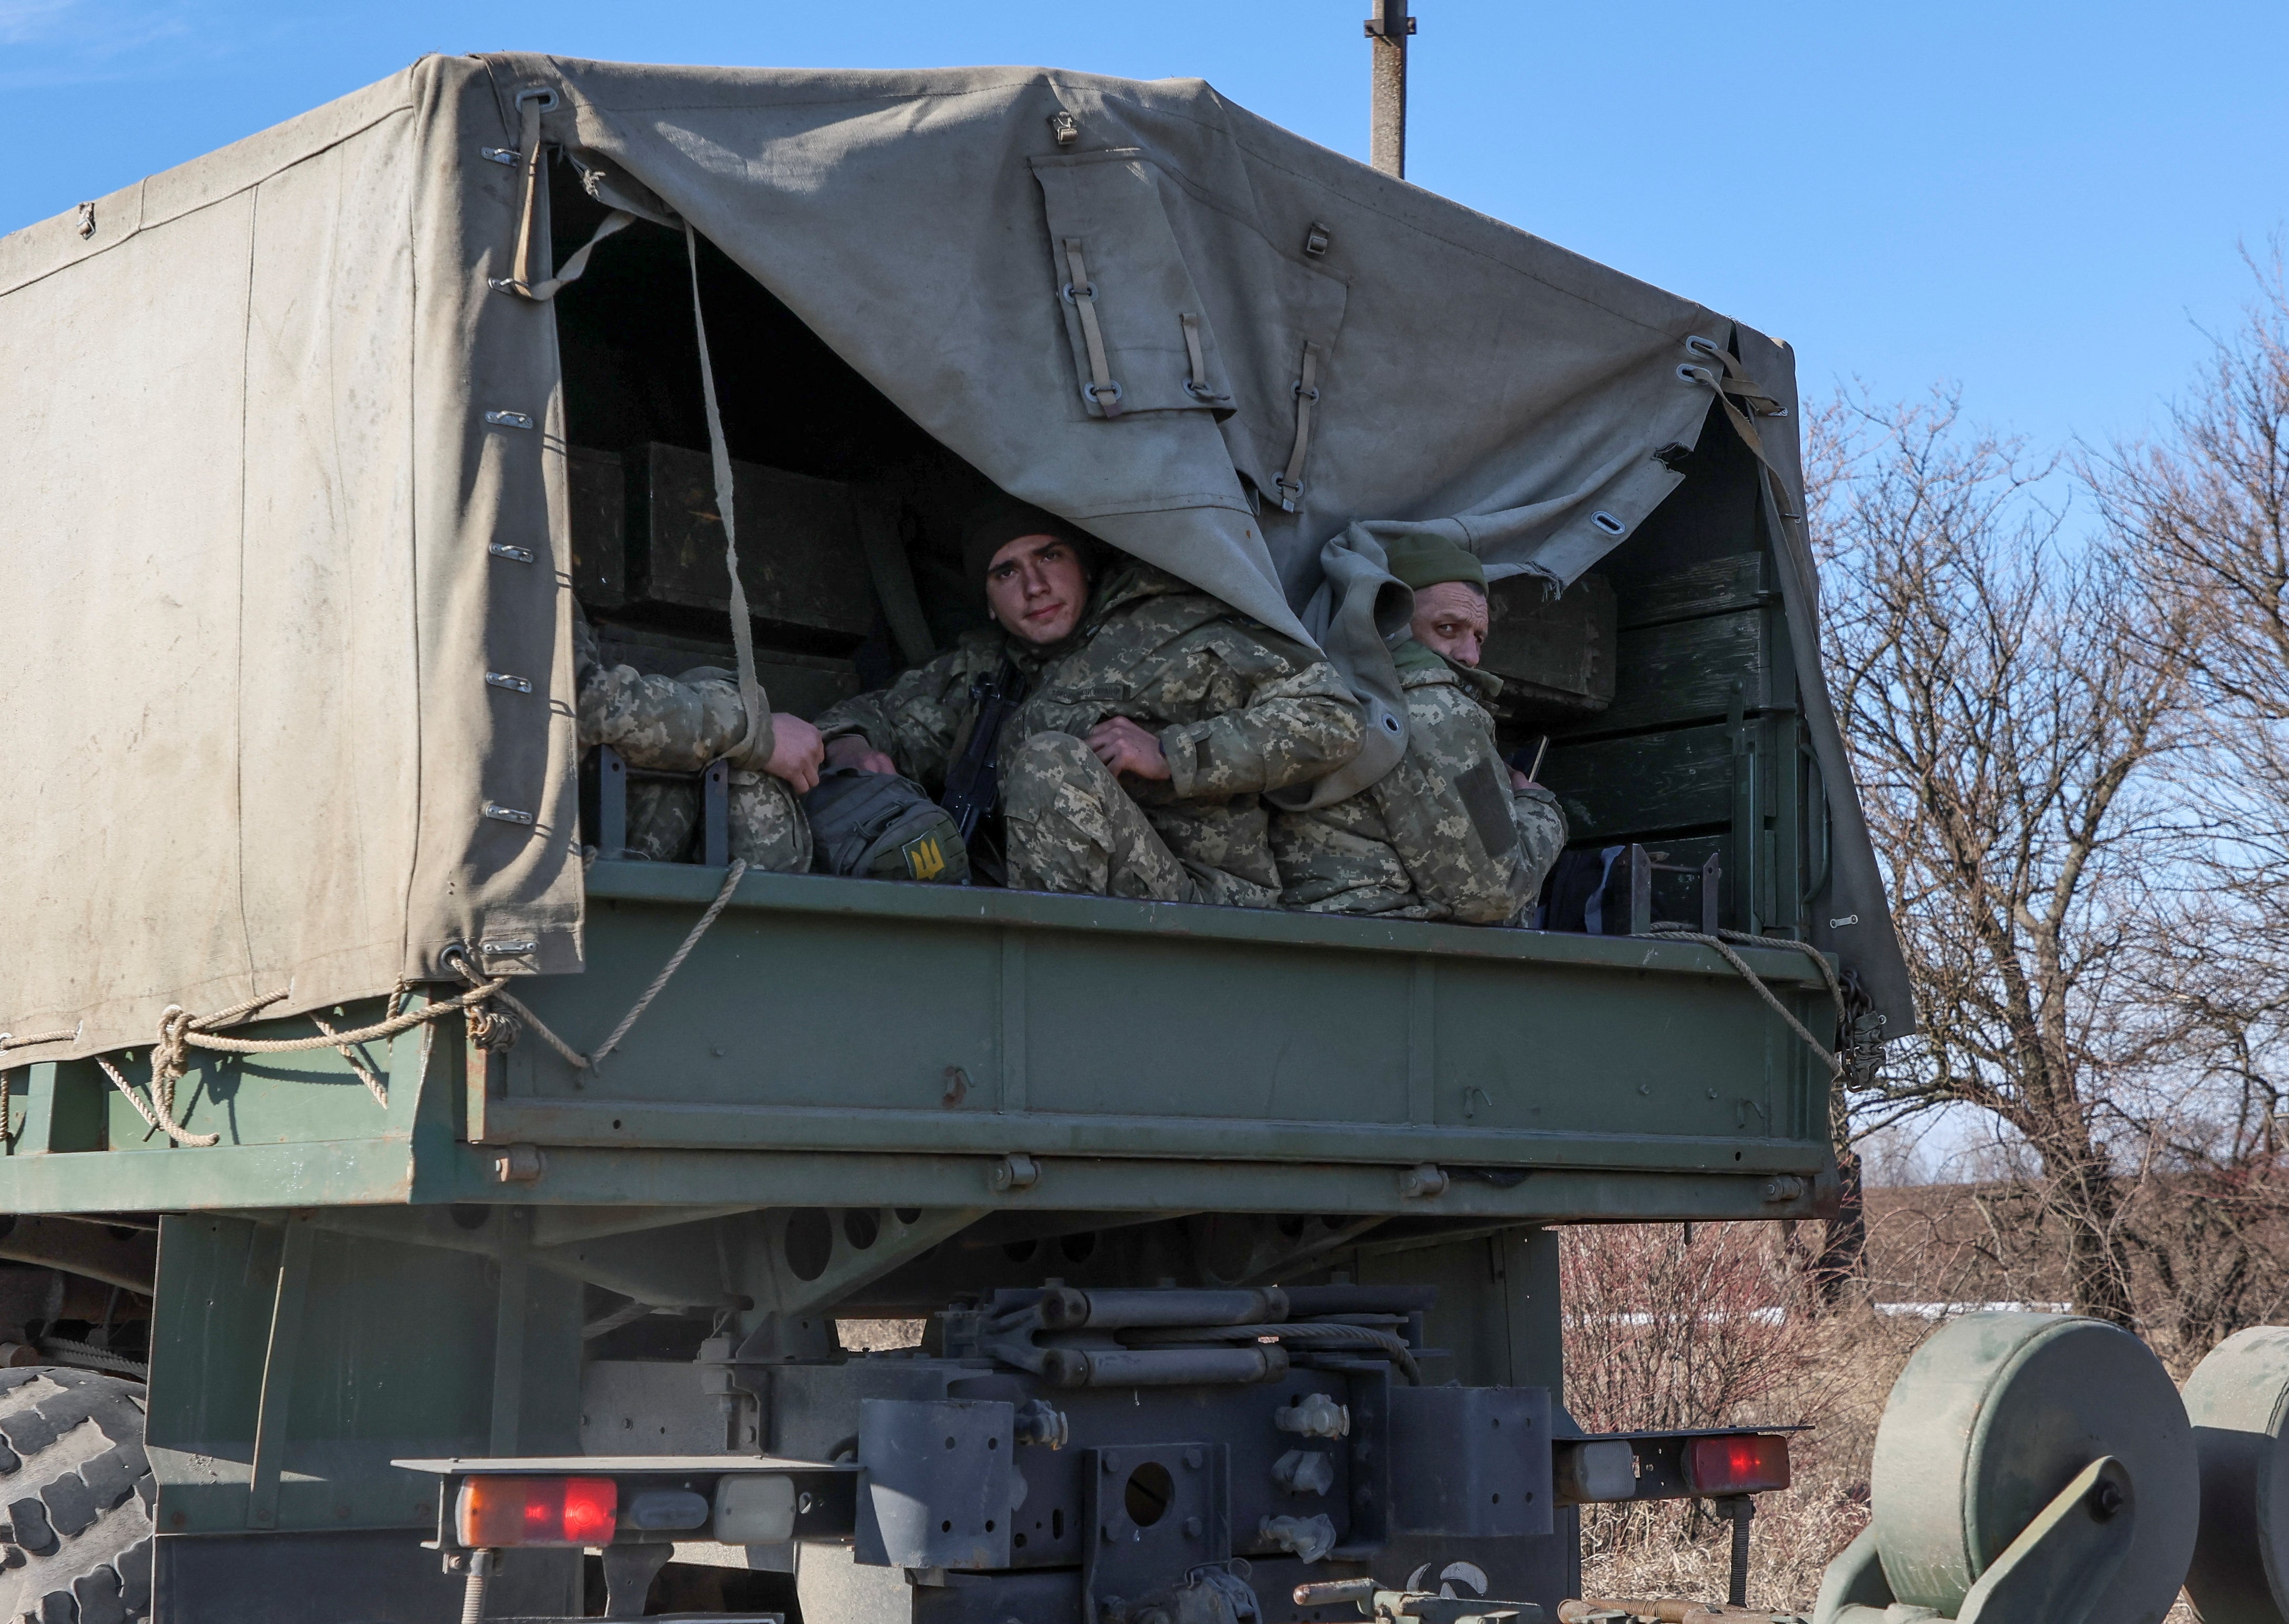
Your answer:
[962,497,1093,590]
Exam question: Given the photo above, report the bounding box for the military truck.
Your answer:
[0,50,1954,1624]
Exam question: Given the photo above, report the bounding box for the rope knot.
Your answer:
[154,1004,195,1092]
[466,1001,523,1052]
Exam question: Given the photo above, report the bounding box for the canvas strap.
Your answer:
[521,210,633,301]
[855,494,938,666]
[1275,340,1325,513]
[1061,238,1123,417]
[1680,338,1807,543]
[1180,312,1227,402]
[684,220,773,773]
[494,94,634,301]
[508,95,547,289]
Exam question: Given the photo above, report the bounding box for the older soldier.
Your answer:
[817,499,1364,906]
[1271,534,1567,925]
[575,613,824,870]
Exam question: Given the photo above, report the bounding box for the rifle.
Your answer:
[937,656,1028,879]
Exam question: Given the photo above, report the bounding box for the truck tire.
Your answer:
[0,1368,154,1624]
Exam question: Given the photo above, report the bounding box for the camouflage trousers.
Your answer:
[623,770,811,872]
[1001,733,1280,909]
[1512,786,1569,908]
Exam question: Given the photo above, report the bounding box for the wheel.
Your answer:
[1868,1312,2197,1624]
[0,1368,153,1624]
[2182,1325,2289,1624]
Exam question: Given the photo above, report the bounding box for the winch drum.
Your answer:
[2183,1325,2289,1624]
[1867,1312,2199,1624]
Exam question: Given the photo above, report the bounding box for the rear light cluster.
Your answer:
[457,1476,619,1547]
[1685,1433,1790,1495]
[451,1471,798,1549]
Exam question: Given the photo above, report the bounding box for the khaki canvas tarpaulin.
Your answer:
[0,60,583,1060]
[0,52,1912,1058]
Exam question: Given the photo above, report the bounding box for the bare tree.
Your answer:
[1810,391,2196,1324]
[2112,930,2289,1363]
[2093,252,2289,718]
[2090,251,2289,907]
[2080,250,2289,1354]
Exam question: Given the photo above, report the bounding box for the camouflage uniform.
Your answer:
[815,562,1363,905]
[574,615,811,872]
[1271,642,1567,925]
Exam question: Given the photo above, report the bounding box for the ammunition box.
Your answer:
[566,445,628,609]
[594,620,862,720]
[1481,571,1616,725]
[568,441,877,648]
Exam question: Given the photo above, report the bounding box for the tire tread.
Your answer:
[0,1372,151,1624]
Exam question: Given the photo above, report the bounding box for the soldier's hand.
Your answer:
[766,713,827,793]
[1509,767,1536,791]
[1086,717,1171,781]
[824,734,897,777]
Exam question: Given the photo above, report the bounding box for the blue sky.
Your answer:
[4,1,2284,458]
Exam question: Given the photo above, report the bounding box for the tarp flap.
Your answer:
[504,54,1908,1018]
[510,57,1728,628]
[1731,324,1913,1033]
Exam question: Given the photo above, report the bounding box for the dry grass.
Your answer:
[1563,1223,1931,1612]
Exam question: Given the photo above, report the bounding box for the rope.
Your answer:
[0,1030,78,1048]
[107,980,511,1148]
[97,1055,217,1147]
[0,1028,78,1143]
[589,859,747,1068]
[1645,925,1847,1079]
[448,857,749,1074]
[31,857,752,1146]
[159,981,504,1061]
[309,1012,388,1108]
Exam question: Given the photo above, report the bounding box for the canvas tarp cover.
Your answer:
[0,53,1910,1061]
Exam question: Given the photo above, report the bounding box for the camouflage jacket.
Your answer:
[1270,644,1568,926]
[815,563,1364,803]
[573,613,762,772]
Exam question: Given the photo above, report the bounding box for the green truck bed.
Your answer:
[2,862,1834,1224]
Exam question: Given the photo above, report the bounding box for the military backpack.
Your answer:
[802,767,969,885]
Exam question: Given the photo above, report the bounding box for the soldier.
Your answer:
[1271,534,1567,924]
[817,499,1364,905]
[575,612,825,871]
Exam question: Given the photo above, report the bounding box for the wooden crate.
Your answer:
[566,445,627,610]
[1534,552,1820,937]
[568,441,876,647]
[593,621,862,720]
[1480,572,1615,725]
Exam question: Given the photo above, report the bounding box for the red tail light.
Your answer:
[1684,1433,1790,1495]
[455,1476,619,1547]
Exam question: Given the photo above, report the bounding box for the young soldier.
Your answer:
[816,498,1364,906]
[1271,534,1567,924]
[575,612,824,871]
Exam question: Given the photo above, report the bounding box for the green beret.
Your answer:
[1381,532,1486,593]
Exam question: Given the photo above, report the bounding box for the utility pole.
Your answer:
[1365,0,1417,178]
